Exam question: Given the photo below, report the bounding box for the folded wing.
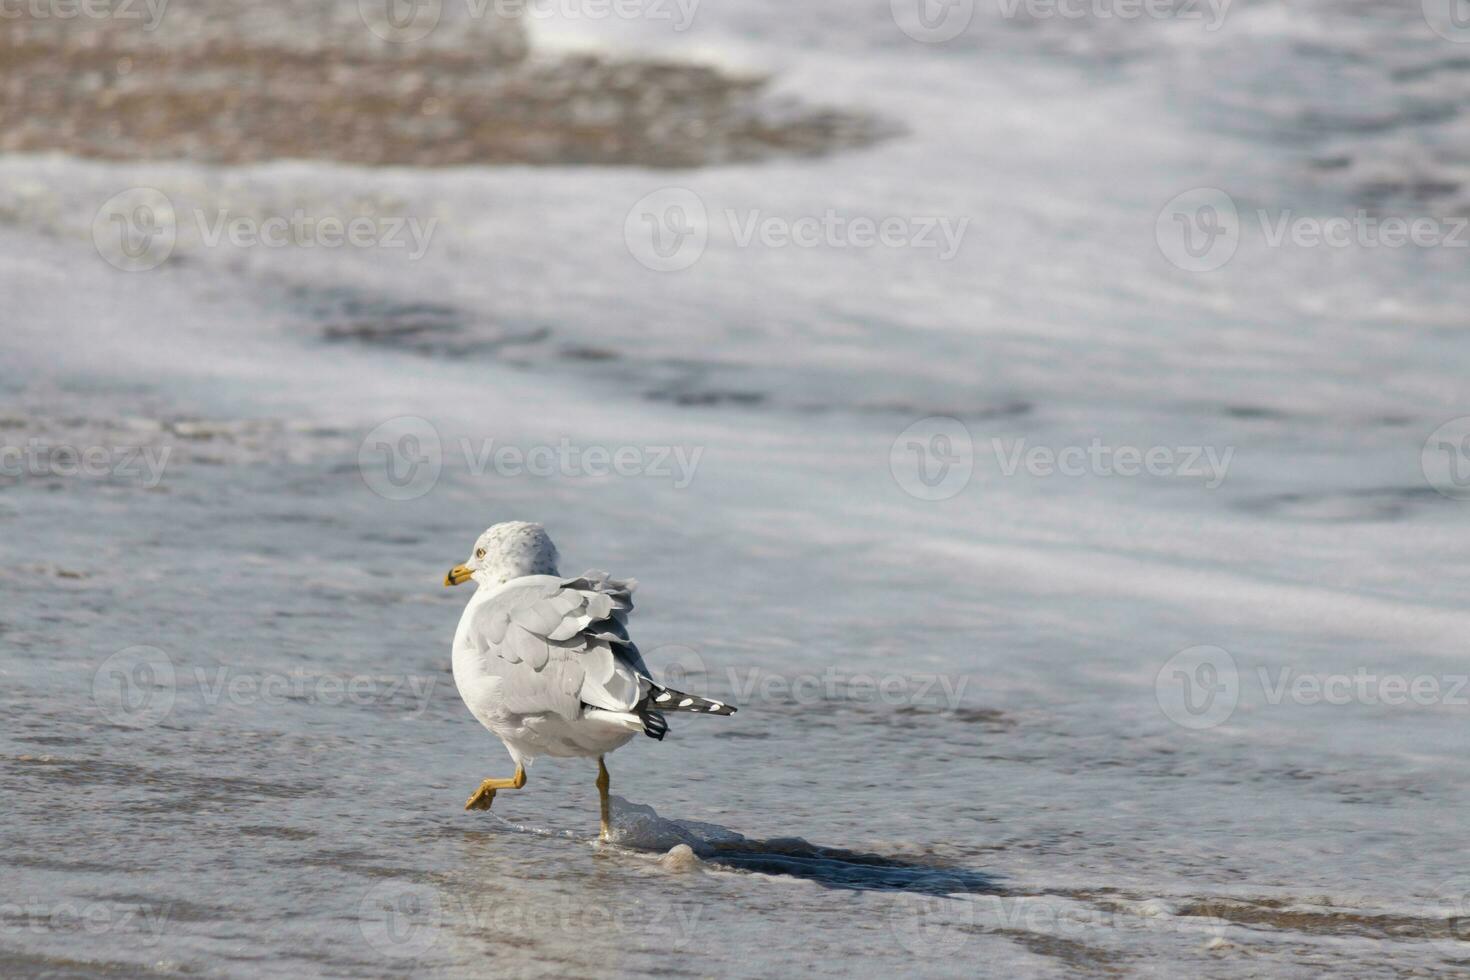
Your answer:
[464,570,651,721]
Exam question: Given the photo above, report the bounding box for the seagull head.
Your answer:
[445,521,560,588]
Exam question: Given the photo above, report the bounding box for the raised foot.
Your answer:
[463,766,526,813]
[465,784,497,811]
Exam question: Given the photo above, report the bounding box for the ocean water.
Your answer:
[4,1,1470,976]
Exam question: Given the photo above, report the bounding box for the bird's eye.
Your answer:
[475,548,486,559]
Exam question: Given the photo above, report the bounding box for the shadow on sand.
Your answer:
[603,796,1001,895]
[697,838,1003,895]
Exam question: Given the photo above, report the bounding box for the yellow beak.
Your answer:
[444,564,474,587]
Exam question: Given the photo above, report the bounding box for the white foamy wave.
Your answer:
[604,795,750,852]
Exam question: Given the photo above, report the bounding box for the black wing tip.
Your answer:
[647,686,737,716]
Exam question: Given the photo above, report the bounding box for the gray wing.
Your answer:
[464,570,649,721]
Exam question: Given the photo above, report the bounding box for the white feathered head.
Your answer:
[445,521,560,587]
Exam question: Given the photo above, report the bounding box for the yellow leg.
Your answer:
[596,756,611,841]
[464,764,526,811]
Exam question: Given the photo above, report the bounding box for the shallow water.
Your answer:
[4,1,1470,976]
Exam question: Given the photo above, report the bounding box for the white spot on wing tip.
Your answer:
[656,692,671,703]
[678,698,693,707]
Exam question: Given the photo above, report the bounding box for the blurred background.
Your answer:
[4,1,1470,976]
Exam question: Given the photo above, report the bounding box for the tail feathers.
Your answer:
[640,708,668,741]
[647,686,737,716]
[585,709,645,733]
[587,706,669,741]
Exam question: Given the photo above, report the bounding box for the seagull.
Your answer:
[444,521,735,840]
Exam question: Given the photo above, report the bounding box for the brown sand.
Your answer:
[0,3,888,168]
